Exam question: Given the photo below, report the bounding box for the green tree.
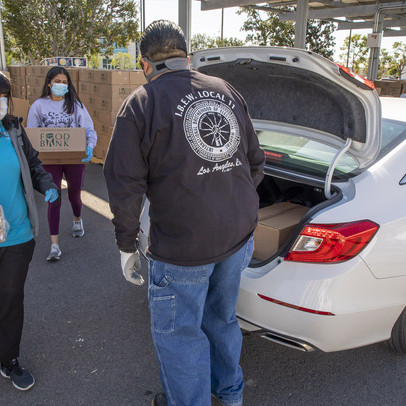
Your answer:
[387,42,406,79]
[88,54,102,69]
[111,52,134,70]
[306,20,335,59]
[339,34,369,75]
[237,7,335,58]
[238,7,294,47]
[3,0,139,64]
[191,34,244,52]
[377,49,394,79]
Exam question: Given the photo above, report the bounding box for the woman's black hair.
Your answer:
[0,71,18,132]
[40,66,83,115]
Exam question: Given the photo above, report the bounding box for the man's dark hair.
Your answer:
[140,20,187,62]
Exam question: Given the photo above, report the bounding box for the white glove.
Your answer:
[120,250,145,285]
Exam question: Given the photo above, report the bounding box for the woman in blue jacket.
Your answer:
[0,72,58,391]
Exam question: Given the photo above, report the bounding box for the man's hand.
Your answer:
[120,250,144,285]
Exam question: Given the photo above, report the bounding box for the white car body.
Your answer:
[139,47,406,353]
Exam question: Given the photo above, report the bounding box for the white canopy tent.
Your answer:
[178,0,406,80]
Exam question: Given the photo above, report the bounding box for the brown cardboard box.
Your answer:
[253,203,309,260]
[129,71,147,85]
[66,68,80,82]
[25,127,87,164]
[38,151,86,164]
[97,97,124,112]
[27,85,42,98]
[78,82,90,96]
[13,98,29,125]
[8,66,26,77]
[79,69,96,83]
[258,202,303,222]
[100,110,118,127]
[98,84,136,99]
[95,70,130,84]
[26,76,43,86]
[26,66,41,76]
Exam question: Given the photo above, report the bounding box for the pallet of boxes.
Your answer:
[374,79,406,97]
[8,66,29,125]
[78,69,146,164]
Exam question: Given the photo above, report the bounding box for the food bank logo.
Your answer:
[40,132,70,148]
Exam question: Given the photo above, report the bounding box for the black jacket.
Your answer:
[104,70,265,266]
[8,116,57,236]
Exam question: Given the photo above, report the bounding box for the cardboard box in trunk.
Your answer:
[253,203,309,261]
[25,127,87,165]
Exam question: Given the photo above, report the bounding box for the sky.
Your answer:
[144,0,405,60]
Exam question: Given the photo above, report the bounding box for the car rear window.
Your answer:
[257,130,359,180]
[257,118,406,180]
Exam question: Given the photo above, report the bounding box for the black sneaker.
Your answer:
[0,359,35,391]
[151,393,167,406]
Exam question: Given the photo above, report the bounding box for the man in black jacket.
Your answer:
[104,20,265,406]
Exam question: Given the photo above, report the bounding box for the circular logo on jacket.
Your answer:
[183,99,240,162]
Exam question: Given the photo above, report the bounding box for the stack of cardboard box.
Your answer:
[8,66,26,99]
[79,69,146,162]
[374,80,406,97]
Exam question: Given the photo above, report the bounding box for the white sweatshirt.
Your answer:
[27,97,97,149]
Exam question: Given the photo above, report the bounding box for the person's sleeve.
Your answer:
[77,103,97,149]
[103,111,148,252]
[26,101,42,128]
[20,125,58,194]
[244,106,265,188]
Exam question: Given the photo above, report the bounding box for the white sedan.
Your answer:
[139,47,406,354]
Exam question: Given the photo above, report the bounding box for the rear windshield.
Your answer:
[257,117,406,180]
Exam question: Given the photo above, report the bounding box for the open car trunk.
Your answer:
[251,172,332,264]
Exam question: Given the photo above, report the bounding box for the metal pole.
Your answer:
[294,0,309,49]
[178,0,191,53]
[221,8,224,41]
[346,28,352,68]
[140,0,145,31]
[0,7,6,71]
[367,4,406,80]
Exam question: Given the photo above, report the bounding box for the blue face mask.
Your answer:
[51,83,69,97]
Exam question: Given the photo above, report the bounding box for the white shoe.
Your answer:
[47,244,61,261]
[72,219,84,238]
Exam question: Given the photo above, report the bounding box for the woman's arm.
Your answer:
[26,100,42,128]
[76,102,97,149]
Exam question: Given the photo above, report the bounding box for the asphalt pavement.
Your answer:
[2,163,406,406]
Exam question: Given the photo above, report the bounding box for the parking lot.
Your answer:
[2,163,406,406]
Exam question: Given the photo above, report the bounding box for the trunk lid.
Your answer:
[190,46,381,169]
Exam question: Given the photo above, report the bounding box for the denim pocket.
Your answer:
[151,294,175,334]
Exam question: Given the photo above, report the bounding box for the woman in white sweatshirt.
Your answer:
[27,67,97,261]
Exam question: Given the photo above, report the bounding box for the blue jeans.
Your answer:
[148,236,254,406]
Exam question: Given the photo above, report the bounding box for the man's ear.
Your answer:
[140,57,150,74]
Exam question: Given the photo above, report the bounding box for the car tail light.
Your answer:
[285,220,379,263]
[335,63,375,90]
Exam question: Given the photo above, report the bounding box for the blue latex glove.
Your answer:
[45,188,59,203]
[82,146,93,162]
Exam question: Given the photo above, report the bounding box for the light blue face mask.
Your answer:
[51,83,69,97]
